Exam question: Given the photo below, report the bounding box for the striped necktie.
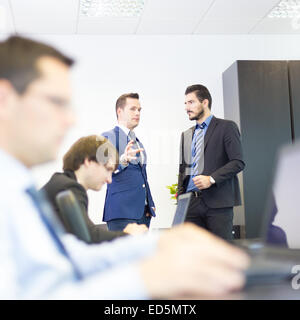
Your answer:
[26,186,82,280]
[191,122,206,177]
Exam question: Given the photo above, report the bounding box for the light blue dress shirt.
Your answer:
[186,115,213,192]
[0,149,159,299]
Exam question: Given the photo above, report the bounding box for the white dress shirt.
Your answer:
[0,149,159,299]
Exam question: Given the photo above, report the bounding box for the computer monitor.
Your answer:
[262,141,300,249]
[172,192,192,226]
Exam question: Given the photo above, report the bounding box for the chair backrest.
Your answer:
[55,190,92,243]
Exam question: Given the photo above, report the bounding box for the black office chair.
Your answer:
[56,190,92,243]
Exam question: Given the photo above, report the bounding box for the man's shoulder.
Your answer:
[181,125,195,135]
[101,127,120,146]
[214,117,239,129]
[215,117,236,125]
[42,172,83,195]
[101,127,118,137]
[180,116,237,133]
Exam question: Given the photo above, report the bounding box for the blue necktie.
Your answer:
[26,186,82,280]
[191,122,206,177]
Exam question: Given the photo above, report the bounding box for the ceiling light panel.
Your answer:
[80,0,145,17]
[251,16,300,33]
[268,0,300,18]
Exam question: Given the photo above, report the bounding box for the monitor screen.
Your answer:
[268,144,300,249]
[172,193,191,226]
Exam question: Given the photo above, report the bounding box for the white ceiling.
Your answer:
[0,0,299,35]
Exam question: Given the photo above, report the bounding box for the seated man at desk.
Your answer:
[42,135,147,243]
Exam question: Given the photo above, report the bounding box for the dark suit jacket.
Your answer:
[41,170,126,243]
[102,126,155,221]
[178,116,245,208]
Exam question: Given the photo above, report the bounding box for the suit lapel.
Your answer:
[183,127,194,166]
[114,126,128,154]
[116,127,146,167]
[204,116,218,149]
[136,137,147,165]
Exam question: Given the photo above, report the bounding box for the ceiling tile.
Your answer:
[204,0,279,20]
[2,0,298,35]
[11,0,79,34]
[137,18,198,34]
[78,17,139,34]
[194,19,259,34]
[141,0,214,20]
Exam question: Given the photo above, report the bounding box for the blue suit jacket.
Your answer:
[101,126,155,221]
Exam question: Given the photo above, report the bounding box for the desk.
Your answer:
[229,283,300,300]
[195,282,300,300]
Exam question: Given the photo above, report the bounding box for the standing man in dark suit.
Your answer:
[102,93,156,231]
[178,84,245,240]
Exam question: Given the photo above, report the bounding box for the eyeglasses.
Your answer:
[26,91,72,110]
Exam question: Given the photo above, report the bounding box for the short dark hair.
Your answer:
[115,93,139,118]
[0,36,74,94]
[63,135,119,172]
[185,84,212,110]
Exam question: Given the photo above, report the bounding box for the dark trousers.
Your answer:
[185,194,233,240]
[107,207,151,231]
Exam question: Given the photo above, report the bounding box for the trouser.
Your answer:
[185,193,233,240]
[107,207,151,231]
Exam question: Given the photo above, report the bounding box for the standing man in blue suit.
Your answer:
[102,93,156,231]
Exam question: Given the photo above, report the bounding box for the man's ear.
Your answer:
[203,99,209,109]
[0,80,15,118]
[0,80,11,103]
[83,157,91,167]
[116,107,122,119]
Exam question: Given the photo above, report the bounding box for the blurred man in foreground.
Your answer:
[0,36,249,299]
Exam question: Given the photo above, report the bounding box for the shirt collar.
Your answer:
[117,124,131,137]
[63,170,77,181]
[0,148,34,191]
[196,114,213,129]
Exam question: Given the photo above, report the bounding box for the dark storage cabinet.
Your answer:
[223,61,300,238]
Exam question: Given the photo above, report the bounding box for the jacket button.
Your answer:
[142,184,145,188]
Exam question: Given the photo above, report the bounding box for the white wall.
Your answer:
[7,34,300,228]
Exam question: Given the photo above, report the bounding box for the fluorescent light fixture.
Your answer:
[268,0,300,18]
[80,0,145,17]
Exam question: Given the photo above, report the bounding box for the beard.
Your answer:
[189,108,204,121]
